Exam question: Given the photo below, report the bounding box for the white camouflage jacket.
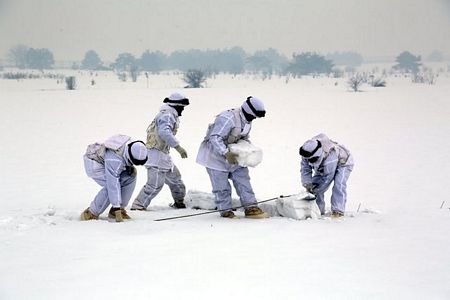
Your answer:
[196,108,251,172]
[145,104,180,170]
[300,134,354,192]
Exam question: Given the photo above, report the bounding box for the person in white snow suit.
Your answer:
[81,134,148,222]
[196,96,268,219]
[131,92,189,211]
[299,133,354,218]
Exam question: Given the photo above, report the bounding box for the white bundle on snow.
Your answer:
[185,189,240,210]
[228,140,263,167]
[185,190,320,220]
[275,192,321,220]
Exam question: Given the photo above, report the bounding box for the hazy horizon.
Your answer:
[1,0,449,62]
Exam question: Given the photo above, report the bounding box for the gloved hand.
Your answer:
[225,151,239,164]
[175,145,188,158]
[304,183,317,194]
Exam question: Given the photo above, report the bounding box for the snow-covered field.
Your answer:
[1,71,449,299]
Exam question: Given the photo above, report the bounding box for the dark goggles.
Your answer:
[300,140,322,164]
[308,156,320,163]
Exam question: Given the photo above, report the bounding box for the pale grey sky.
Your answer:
[1,0,449,61]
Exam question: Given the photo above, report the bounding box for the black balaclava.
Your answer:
[171,105,185,116]
[163,93,189,116]
[242,109,256,122]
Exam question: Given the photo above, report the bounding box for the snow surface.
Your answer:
[1,71,450,299]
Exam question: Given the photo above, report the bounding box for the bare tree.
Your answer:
[369,75,386,87]
[347,73,364,92]
[129,65,139,82]
[65,76,76,90]
[182,69,207,88]
[412,71,436,85]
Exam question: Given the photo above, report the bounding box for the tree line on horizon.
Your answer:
[6,44,445,77]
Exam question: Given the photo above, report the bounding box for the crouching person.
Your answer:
[80,134,148,222]
[196,96,268,219]
[299,133,354,218]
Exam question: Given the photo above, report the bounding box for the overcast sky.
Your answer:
[1,0,449,61]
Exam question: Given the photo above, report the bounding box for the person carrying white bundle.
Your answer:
[196,96,268,219]
[81,134,148,222]
[299,133,354,218]
[131,92,189,211]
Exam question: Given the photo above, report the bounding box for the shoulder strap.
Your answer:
[229,108,242,138]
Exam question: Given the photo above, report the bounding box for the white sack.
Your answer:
[228,140,263,167]
[185,189,240,210]
[185,190,320,220]
[275,192,321,220]
[259,202,281,217]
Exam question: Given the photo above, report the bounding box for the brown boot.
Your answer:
[80,208,98,221]
[244,206,269,219]
[221,210,237,218]
[331,211,344,218]
[108,207,124,222]
[120,208,131,220]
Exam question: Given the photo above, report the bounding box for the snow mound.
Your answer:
[228,140,262,167]
[0,210,64,231]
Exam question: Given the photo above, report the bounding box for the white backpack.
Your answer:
[85,134,131,164]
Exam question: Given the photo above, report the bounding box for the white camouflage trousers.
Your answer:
[89,172,136,216]
[206,167,257,212]
[131,165,186,209]
[313,164,353,214]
